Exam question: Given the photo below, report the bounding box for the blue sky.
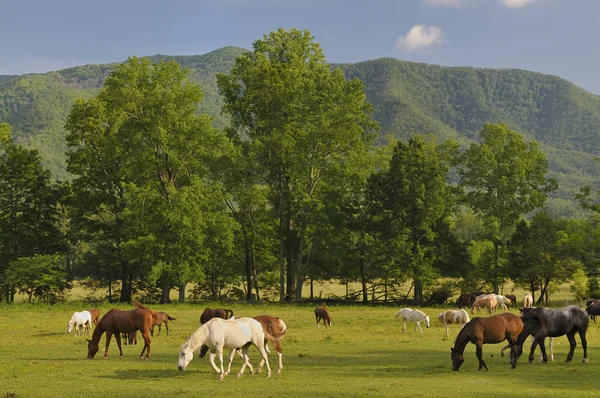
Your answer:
[2,0,599,94]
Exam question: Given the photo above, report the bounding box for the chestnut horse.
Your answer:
[451,312,524,371]
[88,309,101,326]
[87,301,153,359]
[150,311,177,336]
[315,305,332,327]
[200,308,234,324]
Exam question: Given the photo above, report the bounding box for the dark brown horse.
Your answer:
[505,295,517,309]
[315,305,332,327]
[121,331,137,345]
[88,309,101,326]
[451,312,523,371]
[199,315,288,373]
[199,308,234,324]
[87,301,153,359]
[150,311,177,336]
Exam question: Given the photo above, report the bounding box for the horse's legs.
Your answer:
[274,341,283,374]
[115,332,124,359]
[416,321,423,335]
[565,332,577,363]
[217,347,225,379]
[139,330,151,359]
[578,330,588,363]
[538,338,548,363]
[445,324,450,338]
[103,331,113,359]
[165,321,169,336]
[157,324,161,336]
[500,343,511,358]
[208,350,221,375]
[150,325,154,337]
[528,336,541,363]
[549,337,555,361]
[226,348,236,376]
[476,343,488,371]
[402,319,407,333]
[257,341,272,378]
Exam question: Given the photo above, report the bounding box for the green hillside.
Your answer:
[1,46,599,216]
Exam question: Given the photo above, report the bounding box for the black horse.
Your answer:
[586,303,600,323]
[516,306,589,364]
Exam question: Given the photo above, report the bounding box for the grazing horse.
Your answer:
[586,303,600,323]
[505,294,517,309]
[427,290,450,305]
[493,295,512,311]
[457,293,473,309]
[150,311,177,336]
[395,308,430,334]
[121,331,137,345]
[451,312,524,371]
[437,309,470,337]
[516,306,589,364]
[200,308,234,324]
[178,317,272,380]
[471,296,497,315]
[87,301,153,360]
[88,309,101,326]
[68,311,92,335]
[523,293,534,308]
[315,305,332,328]
[200,315,288,374]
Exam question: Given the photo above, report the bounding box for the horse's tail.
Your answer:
[225,309,234,319]
[263,329,283,343]
[167,315,177,321]
[133,301,148,310]
[278,319,287,335]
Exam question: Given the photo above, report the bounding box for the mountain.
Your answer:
[1,46,599,216]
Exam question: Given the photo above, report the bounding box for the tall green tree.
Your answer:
[0,123,61,302]
[66,57,232,303]
[457,123,556,293]
[367,135,458,302]
[218,28,378,301]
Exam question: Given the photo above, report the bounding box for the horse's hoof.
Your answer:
[256,368,262,374]
[120,356,123,360]
[267,372,272,378]
[583,358,589,364]
[277,369,282,374]
[236,373,243,379]
[249,369,254,375]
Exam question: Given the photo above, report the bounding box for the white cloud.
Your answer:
[498,0,540,7]
[422,0,468,8]
[396,25,446,53]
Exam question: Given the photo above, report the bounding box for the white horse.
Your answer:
[523,293,534,308]
[395,308,430,334]
[437,309,470,337]
[492,294,512,311]
[67,311,92,335]
[178,317,272,379]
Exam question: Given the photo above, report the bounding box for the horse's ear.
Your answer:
[518,308,524,313]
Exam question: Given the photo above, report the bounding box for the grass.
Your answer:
[1,301,600,398]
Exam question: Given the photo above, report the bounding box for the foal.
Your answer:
[315,305,332,327]
[150,311,177,336]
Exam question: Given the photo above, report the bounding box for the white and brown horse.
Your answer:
[438,309,470,337]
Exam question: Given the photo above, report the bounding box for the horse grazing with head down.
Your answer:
[178,317,272,380]
[87,301,153,360]
[68,311,92,335]
[516,306,588,364]
[471,296,497,315]
[200,308,234,324]
[315,305,332,328]
[505,295,517,309]
[395,308,430,334]
[451,312,523,371]
[437,309,469,338]
[150,311,176,336]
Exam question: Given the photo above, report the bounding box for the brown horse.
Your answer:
[505,294,517,309]
[199,315,287,373]
[150,311,177,336]
[199,308,234,324]
[451,312,524,371]
[315,305,332,327]
[87,301,153,359]
[88,309,101,326]
[121,331,137,345]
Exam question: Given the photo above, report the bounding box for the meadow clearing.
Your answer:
[1,294,600,398]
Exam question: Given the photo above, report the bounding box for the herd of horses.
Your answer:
[66,293,599,378]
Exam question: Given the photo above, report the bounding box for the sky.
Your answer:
[2,0,600,94]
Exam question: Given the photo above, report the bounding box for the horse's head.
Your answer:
[87,339,99,359]
[67,320,74,333]
[424,316,430,328]
[450,347,464,371]
[178,344,194,371]
[327,316,332,327]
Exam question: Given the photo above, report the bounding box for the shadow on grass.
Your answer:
[35,332,64,337]
[96,368,192,380]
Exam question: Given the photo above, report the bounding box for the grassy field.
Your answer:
[1,301,600,398]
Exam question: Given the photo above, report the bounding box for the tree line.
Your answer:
[1,29,599,305]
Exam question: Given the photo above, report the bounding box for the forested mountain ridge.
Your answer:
[1,46,599,216]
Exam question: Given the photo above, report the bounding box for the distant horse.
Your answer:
[516,306,588,364]
[586,302,600,323]
[315,305,332,328]
[451,312,524,371]
[585,299,600,307]
[121,331,137,345]
[88,309,101,326]
[199,315,288,374]
[68,311,92,335]
[177,317,272,379]
[492,295,511,311]
[395,308,430,334]
[200,308,234,324]
[505,294,517,309]
[427,290,450,305]
[523,293,534,308]
[471,296,497,315]
[437,309,470,337]
[457,293,473,309]
[87,301,153,359]
[150,311,177,336]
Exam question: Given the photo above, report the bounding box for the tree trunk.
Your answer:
[278,208,285,302]
[159,277,171,304]
[492,241,500,294]
[414,279,423,303]
[360,229,368,303]
[178,282,186,303]
[244,244,254,301]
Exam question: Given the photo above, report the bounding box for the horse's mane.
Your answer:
[183,323,210,351]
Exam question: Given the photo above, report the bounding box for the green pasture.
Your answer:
[1,302,600,398]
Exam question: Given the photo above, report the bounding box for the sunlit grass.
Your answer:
[1,301,599,397]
